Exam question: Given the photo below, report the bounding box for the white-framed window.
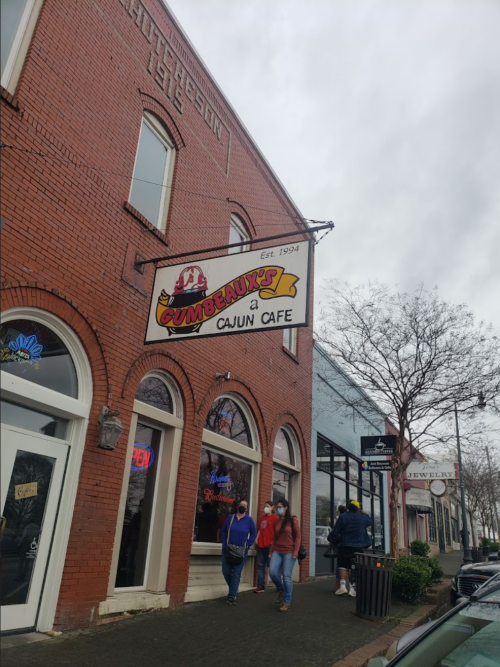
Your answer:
[109,372,184,599]
[272,426,301,510]
[283,327,297,355]
[192,393,261,549]
[129,113,175,231]
[228,215,250,254]
[1,0,43,94]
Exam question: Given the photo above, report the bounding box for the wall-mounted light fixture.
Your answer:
[215,371,231,381]
[97,406,124,450]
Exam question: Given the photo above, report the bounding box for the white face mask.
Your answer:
[264,506,271,515]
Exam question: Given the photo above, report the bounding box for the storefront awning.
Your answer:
[405,487,432,513]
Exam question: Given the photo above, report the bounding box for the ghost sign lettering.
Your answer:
[145,241,311,343]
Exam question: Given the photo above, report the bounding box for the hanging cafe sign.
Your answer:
[145,240,311,343]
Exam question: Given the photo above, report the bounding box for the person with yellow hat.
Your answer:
[330,500,373,597]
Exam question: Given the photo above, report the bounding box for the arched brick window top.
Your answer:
[205,395,254,448]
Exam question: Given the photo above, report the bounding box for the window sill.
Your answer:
[282,346,299,364]
[123,201,169,246]
[99,591,170,616]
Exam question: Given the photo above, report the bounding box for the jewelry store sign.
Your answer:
[145,241,311,343]
[407,461,457,480]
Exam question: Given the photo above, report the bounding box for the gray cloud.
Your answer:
[167,0,500,329]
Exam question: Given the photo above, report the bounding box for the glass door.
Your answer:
[1,426,68,632]
[114,421,162,590]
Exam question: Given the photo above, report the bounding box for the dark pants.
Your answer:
[256,545,271,587]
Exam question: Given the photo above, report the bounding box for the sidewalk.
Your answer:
[438,549,463,578]
[1,578,418,667]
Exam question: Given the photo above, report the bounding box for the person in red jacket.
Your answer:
[254,500,279,593]
[269,498,301,612]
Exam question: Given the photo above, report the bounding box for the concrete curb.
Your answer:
[330,604,436,667]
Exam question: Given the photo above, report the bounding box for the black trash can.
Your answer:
[483,546,490,560]
[472,547,483,563]
[354,553,395,621]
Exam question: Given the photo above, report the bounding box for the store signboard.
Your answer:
[406,488,433,512]
[361,460,393,471]
[360,435,396,457]
[145,240,311,343]
[407,461,457,480]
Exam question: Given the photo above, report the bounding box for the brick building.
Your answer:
[0,0,313,632]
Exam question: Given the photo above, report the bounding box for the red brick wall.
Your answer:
[1,0,313,630]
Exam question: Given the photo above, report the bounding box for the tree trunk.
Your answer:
[390,464,403,558]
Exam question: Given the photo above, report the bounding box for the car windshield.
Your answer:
[394,590,500,667]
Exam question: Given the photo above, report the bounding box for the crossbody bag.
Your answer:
[225,515,247,565]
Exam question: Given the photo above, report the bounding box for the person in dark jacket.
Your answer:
[220,499,256,605]
[331,500,372,597]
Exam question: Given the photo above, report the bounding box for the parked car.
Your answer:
[450,558,500,606]
[368,573,500,667]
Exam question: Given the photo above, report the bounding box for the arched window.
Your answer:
[272,426,301,508]
[135,375,173,413]
[274,428,295,466]
[0,319,78,398]
[205,396,252,447]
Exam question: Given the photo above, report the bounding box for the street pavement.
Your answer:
[1,578,417,667]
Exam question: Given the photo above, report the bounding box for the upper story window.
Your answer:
[283,327,297,355]
[0,319,78,398]
[228,215,250,254]
[129,113,175,231]
[1,0,43,94]
[205,396,252,447]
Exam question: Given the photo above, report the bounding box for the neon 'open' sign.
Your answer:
[131,443,155,470]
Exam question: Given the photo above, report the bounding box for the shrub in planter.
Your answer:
[409,539,431,557]
[428,556,443,581]
[489,542,500,553]
[480,537,491,547]
[393,555,433,603]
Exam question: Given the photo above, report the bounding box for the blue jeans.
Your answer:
[256,545,271,588]
[221,553,247,599]
[269,551,296,605]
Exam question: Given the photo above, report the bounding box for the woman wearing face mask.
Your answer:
[269,498,301,612]
[220,499,256,605]
[254,501,278,593]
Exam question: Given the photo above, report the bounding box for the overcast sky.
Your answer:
[166,0,500,332]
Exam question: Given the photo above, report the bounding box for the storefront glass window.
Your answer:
[315,435,385,573]
[115,422,161,588]
[194,447,252,543]
[1,400,68,439]
[205,397,252,447]
[0,320,78,398]
[429,499,437,542]
[274,428,294,466]
[135,376,173,413]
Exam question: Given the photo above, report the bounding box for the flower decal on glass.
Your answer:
[7,334,44,363]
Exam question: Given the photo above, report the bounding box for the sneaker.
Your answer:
[227,596,236,605]
[254,585,265,594]
[279,604,290,612]
[275,590,284,604]
[348,588,356,598]
[335,587,348,595]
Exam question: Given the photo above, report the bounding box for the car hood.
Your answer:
[457,562,500,577]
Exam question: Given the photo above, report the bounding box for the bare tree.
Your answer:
[317,281,500,558]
